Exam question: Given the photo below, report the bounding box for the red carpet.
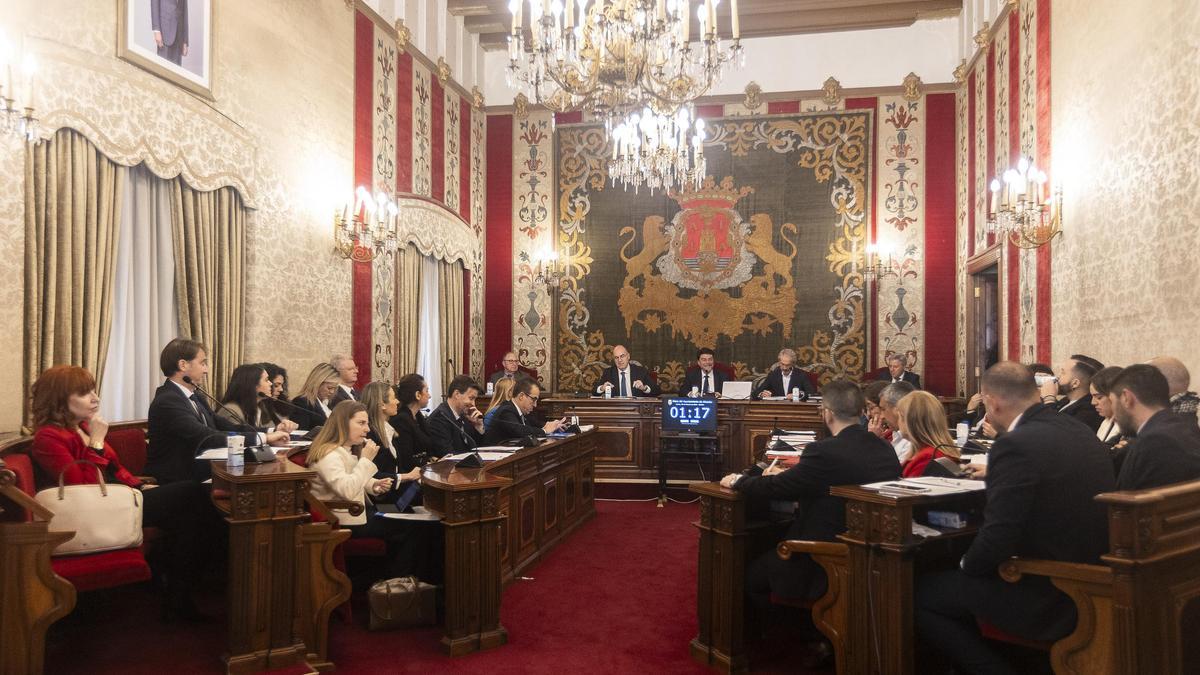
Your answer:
[44,500,819,673]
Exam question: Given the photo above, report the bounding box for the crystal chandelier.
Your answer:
[986,156,1063,249]
[506,0,743,129]
[609,104,706,192]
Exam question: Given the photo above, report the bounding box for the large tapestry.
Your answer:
[555,111,872,393]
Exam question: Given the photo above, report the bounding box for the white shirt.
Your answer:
[892,429,913,462]
[780,370,793,394]
[1007,413,1025,433]
[619,369,631,395]
[171,379,200,416]
[339,384,356,399]
[318,399,332,417]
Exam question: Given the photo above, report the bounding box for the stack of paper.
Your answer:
[197,448,229,460]
[862,477,985,497]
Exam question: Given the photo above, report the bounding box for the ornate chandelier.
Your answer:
[609,104,706,192]
[986,156,1063,249]
[333,186,399,263]
[506,0,743,129]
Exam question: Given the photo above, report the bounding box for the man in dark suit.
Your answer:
[1110,364,1200,490]
[916,362,1116,673]
[753,348,816,400]
[329,353,361,405]
[678,347,728,397]
[486,379,565,443]
[722,380,900,604]
[593,344,660,397]
[145,338,289,484]
[427,375,486,454]
[150,0,188,66]
[488,351,525,387]
[1044,355,1104,431]
[875,353,922,389]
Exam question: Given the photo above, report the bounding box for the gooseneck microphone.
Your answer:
[183,375,259,438]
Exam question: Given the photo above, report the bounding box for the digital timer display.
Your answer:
[661,397,718,433]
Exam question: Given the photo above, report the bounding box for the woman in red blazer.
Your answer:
[896,391,961,478]
[30,365,208,620]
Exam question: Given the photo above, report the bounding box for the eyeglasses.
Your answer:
[503,359,519,363]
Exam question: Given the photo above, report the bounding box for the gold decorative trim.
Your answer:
[394,19,410,50]
[1007,0,1021,7]
[902,72,923,102]
[743,81,764,112]
[436,57,451,85]
[953,59,968,83]
[514,93,529,120]
[472,86,484,109]
[974,22,991,47]
[822,77,843,106]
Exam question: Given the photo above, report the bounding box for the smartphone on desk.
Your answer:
[876,482,931,494]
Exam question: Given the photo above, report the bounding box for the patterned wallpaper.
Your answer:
[0,0,356,432]
[1049,0,1200,376]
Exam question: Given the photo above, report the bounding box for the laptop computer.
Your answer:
[721,381,753,400]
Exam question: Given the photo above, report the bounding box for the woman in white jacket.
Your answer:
[307,400,441,582]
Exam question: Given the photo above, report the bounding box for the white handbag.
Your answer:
[34,460,144,556]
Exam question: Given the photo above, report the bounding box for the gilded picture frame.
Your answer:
[117,0,214,100]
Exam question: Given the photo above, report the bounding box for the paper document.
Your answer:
[377,506,440,522]
[862,477,985,496]
[474,446,518,452]
[764,450,803,457]
[912,521,944,538]
[445,451,512,462]
[579,424,595,432]
[197,448,229,460]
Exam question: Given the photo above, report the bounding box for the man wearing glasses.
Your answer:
[486,378,566,443]
[593,344,661,397]
[489,351,526,386]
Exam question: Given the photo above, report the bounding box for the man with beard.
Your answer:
[1109,364,1200,490]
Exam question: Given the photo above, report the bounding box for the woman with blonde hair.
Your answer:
[484,376,517,428]
[307,400,440,581]
[361,380,422,503]
[289,362,341,429]
[896,390,960,477]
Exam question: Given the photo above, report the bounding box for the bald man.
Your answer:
[489,351,525,386]
[593,345,660,397]
[1148,356,1199,422]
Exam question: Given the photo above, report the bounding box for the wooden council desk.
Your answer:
[420,431,596,655]
[538,397,824,483]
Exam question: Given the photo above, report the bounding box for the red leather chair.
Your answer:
[684,362,737,381]
[1,451,151,592]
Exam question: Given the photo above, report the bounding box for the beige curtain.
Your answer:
[24,129,126,422]
[169,178,246,399]
[394,244,421,376]
[438,259,465,387]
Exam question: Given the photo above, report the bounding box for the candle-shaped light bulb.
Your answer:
[989,178,1000,216]
[21,53,34,109]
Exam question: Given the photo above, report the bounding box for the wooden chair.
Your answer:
[993,478,1200,674]
[776,540,851,675]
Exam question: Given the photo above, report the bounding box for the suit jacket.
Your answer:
[146,382,257,484]
[150,0,188,46]
[753,367,816,399]
[678,368,728,396]
[485,401,546,443]
[1117,409,1200,491]
[734,425,900,598]
[960,403,1115,636]
[1057,394,1103,432]
[427,402,484,454]
[488,370,525,386]
[876,369,922,390]
[388,407,435,471]
[593,363,660,397]
[329,385,360,407]
[288,395,329,430]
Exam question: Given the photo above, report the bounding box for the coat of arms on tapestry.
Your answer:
[556,111,872,394]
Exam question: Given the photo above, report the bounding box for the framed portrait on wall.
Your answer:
[117,0,214,100]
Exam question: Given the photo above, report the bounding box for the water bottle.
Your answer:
[486,381,494,395]
[791,387,800,402]
[603,383,612,399]
[690,386,699,398]
[226,433,245,469]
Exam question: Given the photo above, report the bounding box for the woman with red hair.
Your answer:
[30,365,208,620]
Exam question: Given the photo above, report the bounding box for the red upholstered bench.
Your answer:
[979,620,1054,651]
[2,452,152,592]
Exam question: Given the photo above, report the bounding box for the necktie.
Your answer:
[188,393,205,422]
[620,371,628,397]
[702,373,709,394]
[458,417,476,449]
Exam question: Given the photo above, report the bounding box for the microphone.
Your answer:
[184,375,259,439]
